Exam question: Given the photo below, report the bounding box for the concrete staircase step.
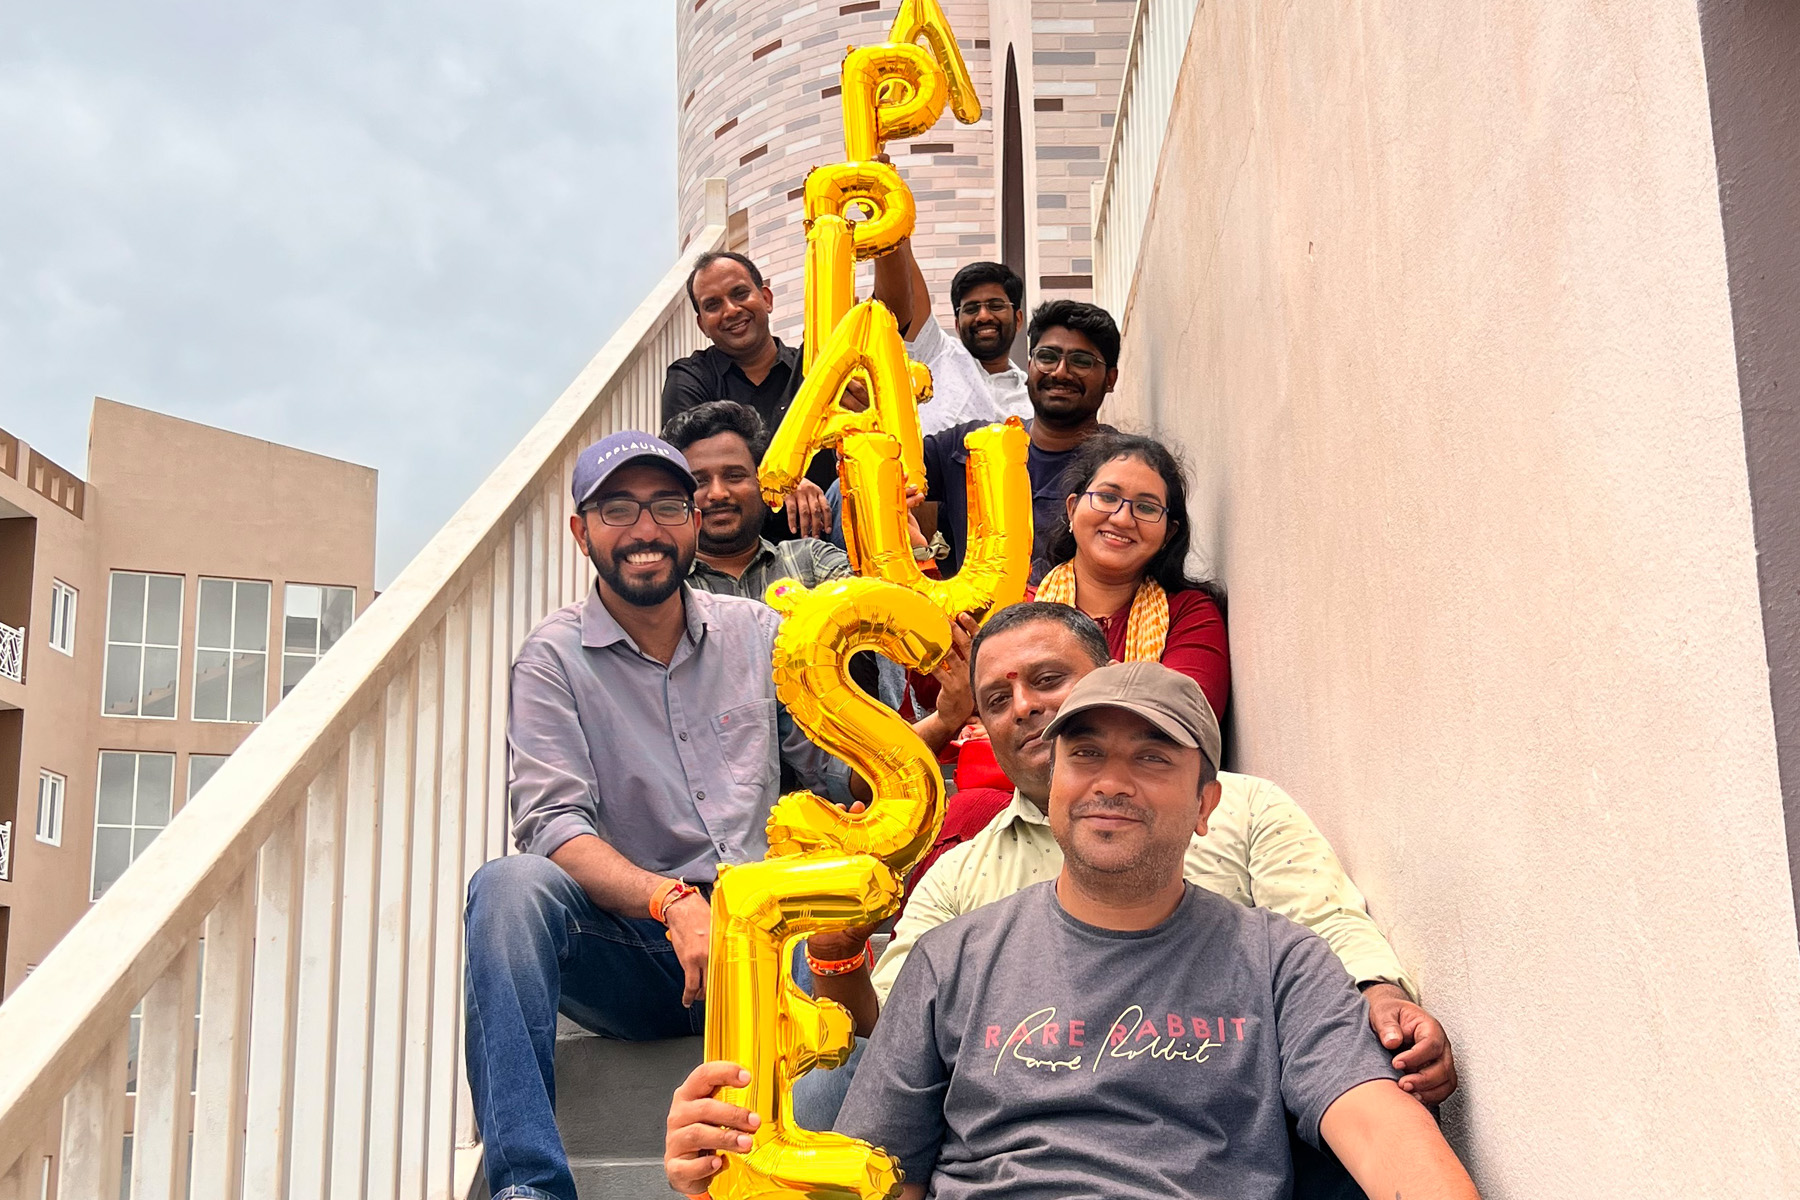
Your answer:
[554,1020,704,1166]
[569,1156,674,1198]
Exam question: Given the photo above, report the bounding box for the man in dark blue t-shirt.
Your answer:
[922,298,1119,584]
[666,663,1481,1200]
[829,298,1120,584]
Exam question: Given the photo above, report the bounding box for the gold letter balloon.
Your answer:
[701,3,1031,1199]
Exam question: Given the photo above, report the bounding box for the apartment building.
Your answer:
[0,398,376,1002]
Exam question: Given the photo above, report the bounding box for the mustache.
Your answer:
[1069,795,1152,823]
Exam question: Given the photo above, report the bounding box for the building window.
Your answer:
[187,754,228,801]
[194,578,270,724]
[35,770,65,846]
[91,751,174,900]
[283,584,356,698]
[102,572,183,719]
[49,580,77,656]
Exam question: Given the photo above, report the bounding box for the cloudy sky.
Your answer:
[0,2,677,584]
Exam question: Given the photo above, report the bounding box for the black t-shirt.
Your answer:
[660,340,838,505]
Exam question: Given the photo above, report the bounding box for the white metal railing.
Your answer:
[0,622,20,683]
[1090,0,1201,321]
[0,183,728,1200]
[0,821,10,882]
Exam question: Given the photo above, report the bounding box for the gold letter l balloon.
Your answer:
[702,3,1031,1199]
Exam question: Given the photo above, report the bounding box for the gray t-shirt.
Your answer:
[834,881,1398,1199]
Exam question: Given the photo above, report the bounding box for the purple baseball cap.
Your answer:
[570,432,697,510]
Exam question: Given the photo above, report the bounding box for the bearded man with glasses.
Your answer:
[910,297,1123,584]
[460,430,854,1200]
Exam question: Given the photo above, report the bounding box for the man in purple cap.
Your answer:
[463,430,972,1200]
[460,431,853,1200]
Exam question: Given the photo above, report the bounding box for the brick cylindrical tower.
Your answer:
[676,1,1000,343]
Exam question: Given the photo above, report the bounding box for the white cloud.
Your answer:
[0,1,678,584]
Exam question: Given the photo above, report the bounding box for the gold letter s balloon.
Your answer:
[704,7,1020,1200]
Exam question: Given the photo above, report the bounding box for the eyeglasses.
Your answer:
[1083,490,1168,524]
[1030,345,1104,373]
[585,497,694,527]
[957,299,1015,318]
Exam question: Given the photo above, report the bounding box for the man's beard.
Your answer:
[591,538,695,607]
[698,500,764,558]
[960,319,1015,365]
[1059,795,1187,899]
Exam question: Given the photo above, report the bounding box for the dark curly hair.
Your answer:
[1045,433,1223,604]
[661,400,769,460]
[1026,300,1121,369]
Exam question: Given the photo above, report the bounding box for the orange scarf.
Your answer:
[1035,562,1171,661]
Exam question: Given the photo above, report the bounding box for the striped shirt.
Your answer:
[686,537,853,603]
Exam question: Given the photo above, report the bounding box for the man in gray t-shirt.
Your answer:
[666,663,1480,1200]
[833,880,1392,1199]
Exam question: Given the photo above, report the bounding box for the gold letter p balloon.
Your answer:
[701,3,1032,1198]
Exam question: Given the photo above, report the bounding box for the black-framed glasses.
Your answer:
[1083,490,1168,524]
[957,298,1015,318]
[585,497,694,527]
[1030,345,1103,373]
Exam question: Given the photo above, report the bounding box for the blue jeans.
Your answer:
[791,1036,867,1131]
[464,855,703,1200]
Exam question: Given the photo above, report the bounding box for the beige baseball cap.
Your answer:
[1041,660,1221,770]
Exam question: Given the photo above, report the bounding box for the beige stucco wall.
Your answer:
[1110,2,1800,1194]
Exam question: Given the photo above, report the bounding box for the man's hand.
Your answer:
[929,614,978,733]
[1363,982,1457,1105]
[905,485,929,551]
[842,376,872,413]
[664,1061,759,1196]
[786,478,831,538]
[665,890,711,1006]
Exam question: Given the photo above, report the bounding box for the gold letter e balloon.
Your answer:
[700,3,1031,1199]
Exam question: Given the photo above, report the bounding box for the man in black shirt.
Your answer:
[663,250,835,540]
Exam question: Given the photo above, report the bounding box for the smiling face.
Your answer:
[1027,324,1116,429]
[682,430,767,558]
[691,258,775,362]
[572,461,698,609]
[972,620,1104,803]
[954,281,1020,365]
[1047,706,1217,889]
[1067,453,1171,583]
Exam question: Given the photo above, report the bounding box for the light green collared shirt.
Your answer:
[873,771,1419,1005]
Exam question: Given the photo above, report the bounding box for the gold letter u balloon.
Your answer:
[701,3,1032,1198]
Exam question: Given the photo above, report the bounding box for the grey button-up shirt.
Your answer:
[507,584,842,881]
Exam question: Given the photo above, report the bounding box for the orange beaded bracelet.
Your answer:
[805,942,870,977]
[650,878,699,924]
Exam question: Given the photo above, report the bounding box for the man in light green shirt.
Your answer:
[799,602,1457,1144]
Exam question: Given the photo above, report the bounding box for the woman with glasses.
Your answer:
[942,432,1228,824]
[1032,432,1229,714]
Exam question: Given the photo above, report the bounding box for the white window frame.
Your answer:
[281,583,357,699]
[102,571,184,720]
[35,770,65,846]
[90,750,176,901]
[187,754,229,801]
[48,579,77,656]
[193,577,271,725]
